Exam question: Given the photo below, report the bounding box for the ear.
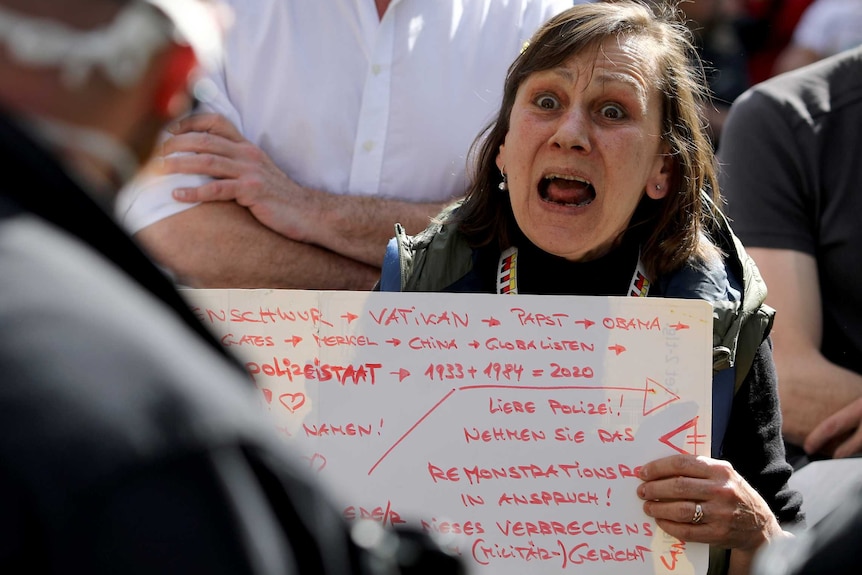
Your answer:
[151,44,198,120]
[646,145,673,200]
[495,144,506,172]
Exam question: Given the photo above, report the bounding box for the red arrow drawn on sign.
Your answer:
[385,338,401,347]
[608,344,626,355]
[574,319,596,329]
[368,378,682,475]
[482,316,501,327]
[659,416,705,455]
[643,378,680,416]
[670,322,690,330]
[341,312,359,323]
[390,368,411,382]
[283,335,303,347]
[468,340,480,349]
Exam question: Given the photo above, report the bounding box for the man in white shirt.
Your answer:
[118,0,576,289]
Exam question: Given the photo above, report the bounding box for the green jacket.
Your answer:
[381,205,777,575]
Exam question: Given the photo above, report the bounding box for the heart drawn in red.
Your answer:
[279,392,306,413]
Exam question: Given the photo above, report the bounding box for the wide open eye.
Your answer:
[599,103,625,120]
[535,94,560,110]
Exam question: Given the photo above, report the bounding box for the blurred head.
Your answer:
[0,0,226,191]
[456,0,720,278]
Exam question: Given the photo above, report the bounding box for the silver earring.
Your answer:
[655,184,662,191]
[498,170,508,191]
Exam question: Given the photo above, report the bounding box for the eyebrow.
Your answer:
[593,70,647,98]
[546,66,647,97]
[550,67,576,83]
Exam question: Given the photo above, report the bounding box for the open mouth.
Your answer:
[539,174,596,207]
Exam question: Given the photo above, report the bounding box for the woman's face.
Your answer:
[497,35,671,261]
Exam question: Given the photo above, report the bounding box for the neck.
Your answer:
[375,0,391,20]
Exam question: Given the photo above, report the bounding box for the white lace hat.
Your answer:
[0,0,229,87]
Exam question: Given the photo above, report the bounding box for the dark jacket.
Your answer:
[0,113,456,575]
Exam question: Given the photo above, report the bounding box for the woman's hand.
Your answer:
[637,454,784,555]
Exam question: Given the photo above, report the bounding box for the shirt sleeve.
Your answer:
[114,64,243,235]
[717,87,818,256]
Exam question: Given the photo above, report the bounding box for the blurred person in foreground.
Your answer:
[719,46,862,468]
[0,1,462,574]
[379,2,803,573]
[753,484,862,575]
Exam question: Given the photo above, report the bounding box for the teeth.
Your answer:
[544,174,591,185]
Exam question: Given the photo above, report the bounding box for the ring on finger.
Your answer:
[691,503,704,524]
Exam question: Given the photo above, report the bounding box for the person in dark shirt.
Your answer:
[719,46,862,468]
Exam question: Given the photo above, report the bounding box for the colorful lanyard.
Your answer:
[496,247,651,297]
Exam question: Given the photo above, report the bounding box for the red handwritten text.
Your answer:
[548,398,612,416]
[343,501,405,528]
[464,427,546,443]
[368,307,469,327]
[489,397,535,414]
[427,461,642,485]
[510,308,569,327]
[245,357,382,385]
[602,316,661,331]
[421,517,485,536]
[497,519,653,538]
[497,490,600,507]
[312,334,379,347]
[194,306,333,327]
[303,423,373,437]
[221,333,274,347]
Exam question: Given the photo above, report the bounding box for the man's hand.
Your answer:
[158,113,452,267]
[805,397,862,459]
[161,113,315,243]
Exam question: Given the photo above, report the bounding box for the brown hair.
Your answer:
[452,0,722,279]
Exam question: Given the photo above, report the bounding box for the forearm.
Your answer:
[156,114,455,267]
[307,191,454,266]
[745,248,862,446]
[728,529,792,575]
[135,202,380,290]
[776,349,862,445]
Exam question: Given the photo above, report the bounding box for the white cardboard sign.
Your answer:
[185,289,713,575]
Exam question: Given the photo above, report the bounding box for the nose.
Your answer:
[549,108,591,153]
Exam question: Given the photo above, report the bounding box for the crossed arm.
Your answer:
[136,113,452,289]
